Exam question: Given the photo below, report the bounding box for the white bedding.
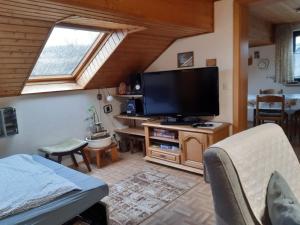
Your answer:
[0,154,80,219]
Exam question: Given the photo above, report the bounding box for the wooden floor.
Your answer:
[81,140,300,225]
[87,152,216,225]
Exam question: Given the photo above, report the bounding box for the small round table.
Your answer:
[84,143,119,168]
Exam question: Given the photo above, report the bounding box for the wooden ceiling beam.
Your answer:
[45,0,214,31]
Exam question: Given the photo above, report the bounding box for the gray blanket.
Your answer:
[0,154,80,219]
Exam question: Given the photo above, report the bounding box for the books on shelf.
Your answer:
[152,128,177,139]
[151,143,179,152]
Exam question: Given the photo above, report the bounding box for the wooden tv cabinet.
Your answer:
[143,121,230,174]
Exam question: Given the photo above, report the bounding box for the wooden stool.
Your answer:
[84,143,119,168]
[39,138,91,172]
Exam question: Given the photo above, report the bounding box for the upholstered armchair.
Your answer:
[204,124,300,225]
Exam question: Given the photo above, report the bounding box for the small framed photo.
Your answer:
[177,51,194,68]
[254,51,260,59]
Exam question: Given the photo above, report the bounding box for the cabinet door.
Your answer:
[179,131,208,169]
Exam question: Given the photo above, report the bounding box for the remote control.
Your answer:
[192,123,214,128]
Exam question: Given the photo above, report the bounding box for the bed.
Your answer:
[0,155,109,225]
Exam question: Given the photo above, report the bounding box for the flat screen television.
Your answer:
[142,67,219,118]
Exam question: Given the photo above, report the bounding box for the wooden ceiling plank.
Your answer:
[0,74,30,80]
[0,11,57,22]
[0,68,31,74]
[0,57,36,64]
[0,39,46,47]
[0,45,41,52]
[0,7,62,21]
[0,63,33,69]
[0,15,53,27]
[0,24,50,34]
[0,1,68,18]
[0,31,47,40]
[11,0,211,39]
[10,0,140,25]
[249,0,300,24]
[45,0,214,30]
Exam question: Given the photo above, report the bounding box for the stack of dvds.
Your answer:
[152,128,177,139]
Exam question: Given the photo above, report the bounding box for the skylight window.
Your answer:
[30,26,103,78]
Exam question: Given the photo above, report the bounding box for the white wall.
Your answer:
[248,45,300,121]
[0,89,123,157]
[248,45,300,94]
[146,0,234,123]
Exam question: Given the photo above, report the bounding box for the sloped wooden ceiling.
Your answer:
[244,0,300,47]
[250,0,300,24]
[0,0,214,97]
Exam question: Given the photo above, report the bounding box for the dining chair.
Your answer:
[259,89,283,94]
[291,110,300,143]
[255,95,288,131]
[252,90,284,127]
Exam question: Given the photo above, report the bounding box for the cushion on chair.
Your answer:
[267,171,300,225]
[39,139,87,154]
[258,113,282,117]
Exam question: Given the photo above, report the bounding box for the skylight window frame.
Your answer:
[28,24,108,83]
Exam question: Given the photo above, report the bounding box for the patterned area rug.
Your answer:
[102,169,198,225]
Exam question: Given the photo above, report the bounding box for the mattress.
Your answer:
[0,155,109,225]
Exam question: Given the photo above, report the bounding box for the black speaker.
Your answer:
[127,73,143,95]
[126,99,143,116]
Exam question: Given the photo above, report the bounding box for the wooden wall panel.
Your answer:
[77,31,128,87]
[46,0,214,30]
[249,14,274,47]
[86,32,174,89]
[0,15,52,97]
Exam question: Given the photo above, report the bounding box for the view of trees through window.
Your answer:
[30,26,102,77]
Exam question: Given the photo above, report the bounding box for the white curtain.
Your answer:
[275,24,294,83]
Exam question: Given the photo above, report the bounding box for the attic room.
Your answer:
[0,0,300,225]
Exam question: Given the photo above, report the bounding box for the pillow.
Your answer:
[267,171,300,225]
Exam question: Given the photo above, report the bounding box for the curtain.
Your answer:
[275,24,294,83]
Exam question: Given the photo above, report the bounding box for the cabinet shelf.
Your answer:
[148,146,180,155]
[115,115,152,121]
[115,94,143,99]
[149,136,179,143]
[114,127,145,137]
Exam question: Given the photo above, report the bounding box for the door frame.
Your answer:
[233,0,249,133]
[233,0,279,133]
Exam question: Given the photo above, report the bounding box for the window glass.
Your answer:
[30,26,102,77]
[294,33,300,79]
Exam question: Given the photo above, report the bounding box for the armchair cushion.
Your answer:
[267,171,300,225]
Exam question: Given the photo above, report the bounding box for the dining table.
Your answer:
[248,94,300,126]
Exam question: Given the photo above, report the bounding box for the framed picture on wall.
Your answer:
[177,51,194,68]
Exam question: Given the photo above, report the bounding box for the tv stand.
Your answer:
[143,120,230,174]
[160,116,203,125]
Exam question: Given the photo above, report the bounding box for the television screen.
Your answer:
[142,67,219,116]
